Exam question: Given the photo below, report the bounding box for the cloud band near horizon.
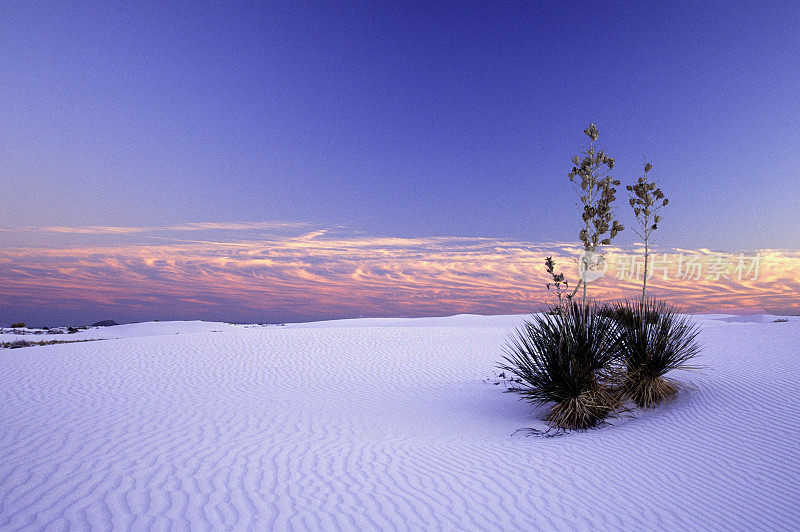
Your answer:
[1,224,799,326]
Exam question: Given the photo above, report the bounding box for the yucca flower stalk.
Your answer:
[568,124,624,308]
[627,161,668,305]
[544,256,570,313]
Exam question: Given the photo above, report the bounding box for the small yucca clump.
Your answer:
[613,300,700,409]
[500,302,624,431]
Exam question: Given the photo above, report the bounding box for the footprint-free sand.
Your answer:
[1,314,798,530]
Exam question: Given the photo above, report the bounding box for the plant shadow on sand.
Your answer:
[479,373,571,436]
[507,380,701,439]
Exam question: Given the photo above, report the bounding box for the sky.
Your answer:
[1,1,799,325]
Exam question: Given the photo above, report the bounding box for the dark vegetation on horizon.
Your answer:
[2,339,102,349]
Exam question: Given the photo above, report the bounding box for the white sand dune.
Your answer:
[1,314,798,530]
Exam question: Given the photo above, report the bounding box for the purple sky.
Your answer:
[1,2,799,324]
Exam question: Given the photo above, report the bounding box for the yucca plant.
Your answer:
[613,300,701,409]
[499,302,624,431]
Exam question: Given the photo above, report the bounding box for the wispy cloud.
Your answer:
[29,221,309,235]
[1,224,798,323]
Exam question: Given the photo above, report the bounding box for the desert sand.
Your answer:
[1,314,798,530]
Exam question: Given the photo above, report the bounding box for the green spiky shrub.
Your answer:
[499,302,624,430]
[613,300,700,409]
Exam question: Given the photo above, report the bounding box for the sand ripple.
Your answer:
[1,316,798,530]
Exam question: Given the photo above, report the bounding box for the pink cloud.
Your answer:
[1,227,798,323]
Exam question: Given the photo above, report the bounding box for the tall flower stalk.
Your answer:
[627,161,668,305]
[568,124,624,307]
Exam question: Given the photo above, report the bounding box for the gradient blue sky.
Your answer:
[1,2,799,324]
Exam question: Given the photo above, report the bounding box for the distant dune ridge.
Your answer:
[1,315,798,529]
